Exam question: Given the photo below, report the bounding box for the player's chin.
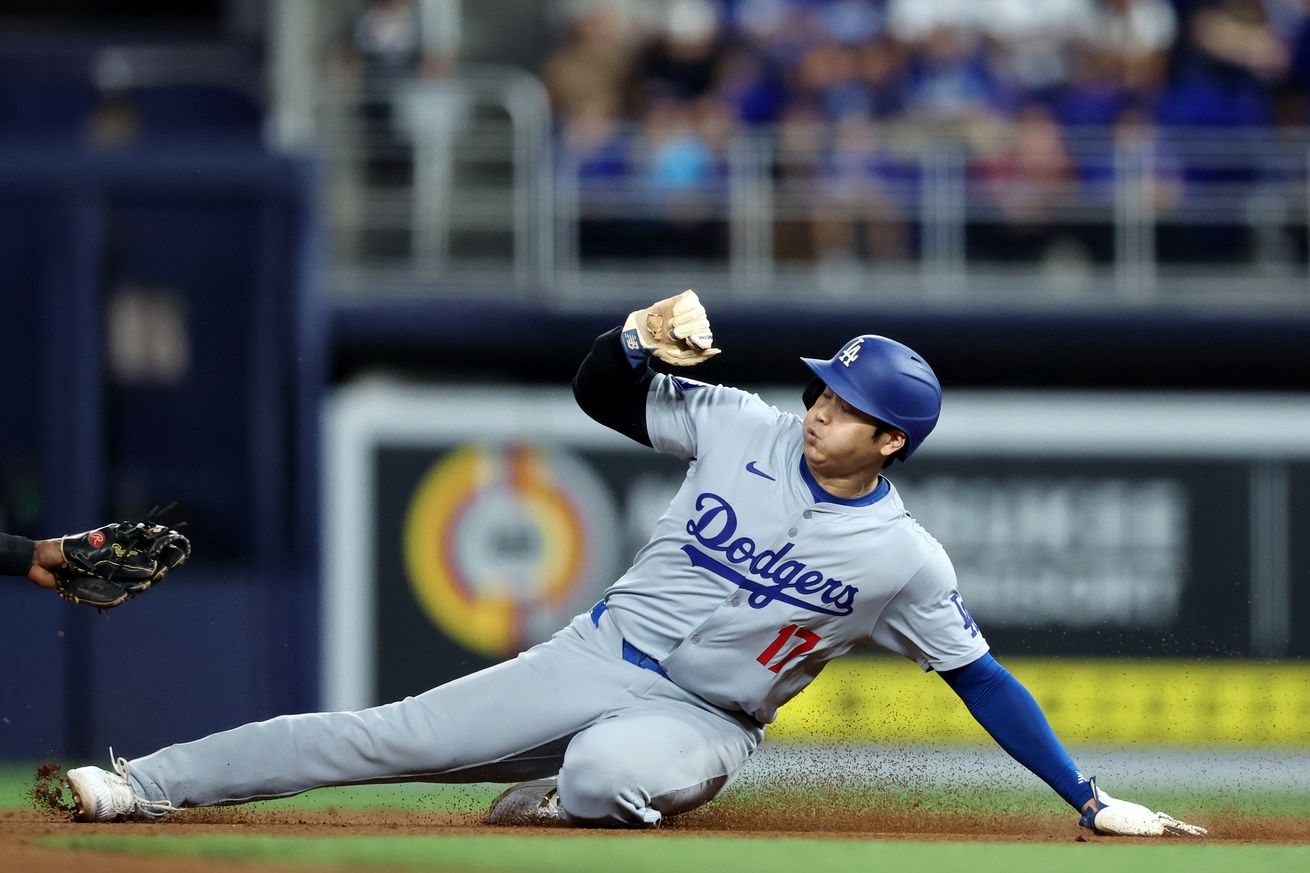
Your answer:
[802,444,825,466]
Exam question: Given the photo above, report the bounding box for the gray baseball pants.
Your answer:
[126,608,762,826]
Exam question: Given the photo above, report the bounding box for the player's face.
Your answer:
[803,386,906,478]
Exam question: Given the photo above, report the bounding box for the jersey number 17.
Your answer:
[757,625,821,673]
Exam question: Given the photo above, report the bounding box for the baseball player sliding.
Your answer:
[66,291,1205,837]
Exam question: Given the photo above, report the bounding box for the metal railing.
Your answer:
[313,77,1310,304]
[318,66,553,293]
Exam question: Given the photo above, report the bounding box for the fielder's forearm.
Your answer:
[939,653,1095,811]
[572,327,655,447]
[0,532,36,577]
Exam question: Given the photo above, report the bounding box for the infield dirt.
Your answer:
[3,800,1308,873]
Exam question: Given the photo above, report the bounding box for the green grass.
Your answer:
[35,833,1310,873]
[8,760,1307,873]
[5,763,1308,818]
[0,763,501,814]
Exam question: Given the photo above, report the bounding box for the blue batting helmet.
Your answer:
[800,335,942,458]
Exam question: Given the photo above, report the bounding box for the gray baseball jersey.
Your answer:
[604,374,988,724]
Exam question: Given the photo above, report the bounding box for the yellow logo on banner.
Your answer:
[403,444,615,657]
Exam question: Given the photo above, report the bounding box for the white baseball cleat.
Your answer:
[485,776,563,826]
[66,751,176,822]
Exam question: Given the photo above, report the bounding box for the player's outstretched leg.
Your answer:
[64,613,646,821]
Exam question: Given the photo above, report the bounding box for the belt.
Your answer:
[590,601,669,680]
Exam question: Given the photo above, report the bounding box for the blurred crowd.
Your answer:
[539,0,1310,265]
[547,0,1310,135]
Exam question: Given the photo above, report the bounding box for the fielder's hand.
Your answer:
[1079,779,1207,837]
[623,289,721,367]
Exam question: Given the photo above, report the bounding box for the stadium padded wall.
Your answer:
[0,149,323,760]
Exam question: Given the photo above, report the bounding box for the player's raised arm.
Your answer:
[572,289,720,447]
[938,655,1206,836]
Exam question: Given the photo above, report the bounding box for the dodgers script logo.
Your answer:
[683,493,858,616]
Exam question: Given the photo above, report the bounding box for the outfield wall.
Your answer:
[0,150,323,760]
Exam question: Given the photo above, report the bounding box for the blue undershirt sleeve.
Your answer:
[939,653,1095,811]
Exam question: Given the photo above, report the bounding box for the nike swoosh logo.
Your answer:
[745,461,776,481]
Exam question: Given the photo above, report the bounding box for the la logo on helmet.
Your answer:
[838,338,865,367]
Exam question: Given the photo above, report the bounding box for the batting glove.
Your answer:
[1079,778,1208,837]
[623,289,721,367]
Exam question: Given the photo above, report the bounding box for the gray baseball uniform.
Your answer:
[124,373,987,826]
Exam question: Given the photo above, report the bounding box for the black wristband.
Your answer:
[572,327,655,447]
[0,532,36,577]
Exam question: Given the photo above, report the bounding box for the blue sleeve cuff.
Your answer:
[620,328,651,368]
[940,653,1094,811]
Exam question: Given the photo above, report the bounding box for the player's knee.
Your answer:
[556,760,618,819]
[557,747,657,826]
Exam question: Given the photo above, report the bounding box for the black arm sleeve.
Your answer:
[572,327,655,447]
[0,532,35,577]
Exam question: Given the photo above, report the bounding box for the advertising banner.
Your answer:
[891,460,1250,657]
[324,385,1310,711]
[371,441,686,702]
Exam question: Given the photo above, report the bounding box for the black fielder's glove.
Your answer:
[54,517,191,610]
